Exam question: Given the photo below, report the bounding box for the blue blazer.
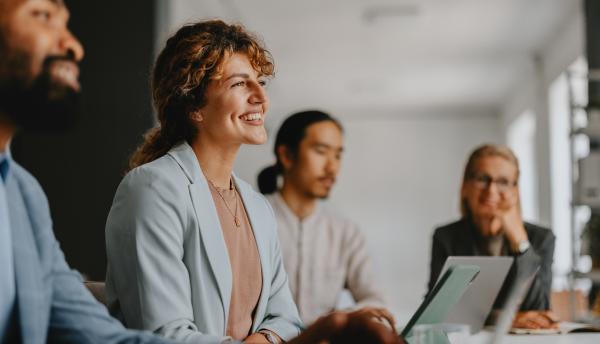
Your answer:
[5,159,170,344]
[105,142,302,343]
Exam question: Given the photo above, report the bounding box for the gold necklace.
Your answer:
[208,179,241,228]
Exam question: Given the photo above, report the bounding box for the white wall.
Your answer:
[499,3,584,281]
[234,110,500,322]
[153,0,586,323]
[507,110,538,222]
[155,0,505,323]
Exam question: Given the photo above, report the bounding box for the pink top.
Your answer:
[209,182,263,340]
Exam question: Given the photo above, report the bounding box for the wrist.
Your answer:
[518,239,531,254]
[511,238,531,254]
[505,223,527,247]
[258,330,281,344]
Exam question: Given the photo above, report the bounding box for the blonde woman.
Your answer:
[427,144,557,330]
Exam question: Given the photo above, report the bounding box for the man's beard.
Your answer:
[310,187,331,200]
[0,54,82,133]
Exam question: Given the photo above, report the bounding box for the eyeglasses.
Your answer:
[468,174,517,193]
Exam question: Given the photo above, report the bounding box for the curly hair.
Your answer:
[128,19,274,170]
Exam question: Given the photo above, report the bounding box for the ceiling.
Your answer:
[158,0,581,118]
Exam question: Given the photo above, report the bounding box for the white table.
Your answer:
[469,331,600,344]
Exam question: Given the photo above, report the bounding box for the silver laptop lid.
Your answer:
[438,256,513,334]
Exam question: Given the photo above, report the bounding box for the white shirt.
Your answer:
[267,192,387,324]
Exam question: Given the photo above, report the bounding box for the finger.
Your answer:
[376,309,397,334]
[531,314,553,328]
[360,310,391,328]
[512,319,529,329]
[348,316,402,344]
[526,320,540,329]
[541,311,560,323]
[516,317,540,329]
[521,314,553,329]
[365,320,403,344]
[512,313,537,329]
[351,307,398,335]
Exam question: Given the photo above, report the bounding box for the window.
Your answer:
[548,57,590,284]
[507,110,538,222]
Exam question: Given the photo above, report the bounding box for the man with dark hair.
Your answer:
[0,1,403,343]
[259,111,389,325]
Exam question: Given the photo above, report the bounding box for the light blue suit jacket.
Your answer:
[105,142,302,343]
[5,158,172,344]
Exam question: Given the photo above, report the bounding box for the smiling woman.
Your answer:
[104,20,302,343]
[427,144,557,330]
[128,20,273,171]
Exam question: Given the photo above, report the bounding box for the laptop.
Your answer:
[401,264,480,341]
[437,256,513,333]
[488,258,540,344]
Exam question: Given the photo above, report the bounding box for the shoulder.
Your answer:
[523,222,553,236]
[524,222,555,246]
[11,161,47,199]
[10,161,51,215]
[124,154,188,185]
[9,162,56,250]
[264,192,277,206]
[109,155,191,225]
[263,192,289,219]
[118,155,189,199]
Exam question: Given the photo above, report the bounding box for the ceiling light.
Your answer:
[363,4,421,24]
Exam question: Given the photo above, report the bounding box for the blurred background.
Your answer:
[12,0,600,324]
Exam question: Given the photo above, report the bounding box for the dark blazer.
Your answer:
[427,218,555,311]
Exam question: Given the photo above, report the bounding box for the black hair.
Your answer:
[257,110,342,194]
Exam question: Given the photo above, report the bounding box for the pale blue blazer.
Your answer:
[105,142,302,344]
[4,158,170,344]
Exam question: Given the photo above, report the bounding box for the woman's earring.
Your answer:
[192,111,204,122]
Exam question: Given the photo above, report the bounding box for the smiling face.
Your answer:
[283,120,344,199]
[0,0,84,131]
[195,52,269,146]
[461,155,519,236]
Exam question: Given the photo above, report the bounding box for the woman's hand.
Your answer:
[243,332,271,343]
[497,204,528,252]
[346,307,397,335]
[512,311,559,329]
[288,309,404,344]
